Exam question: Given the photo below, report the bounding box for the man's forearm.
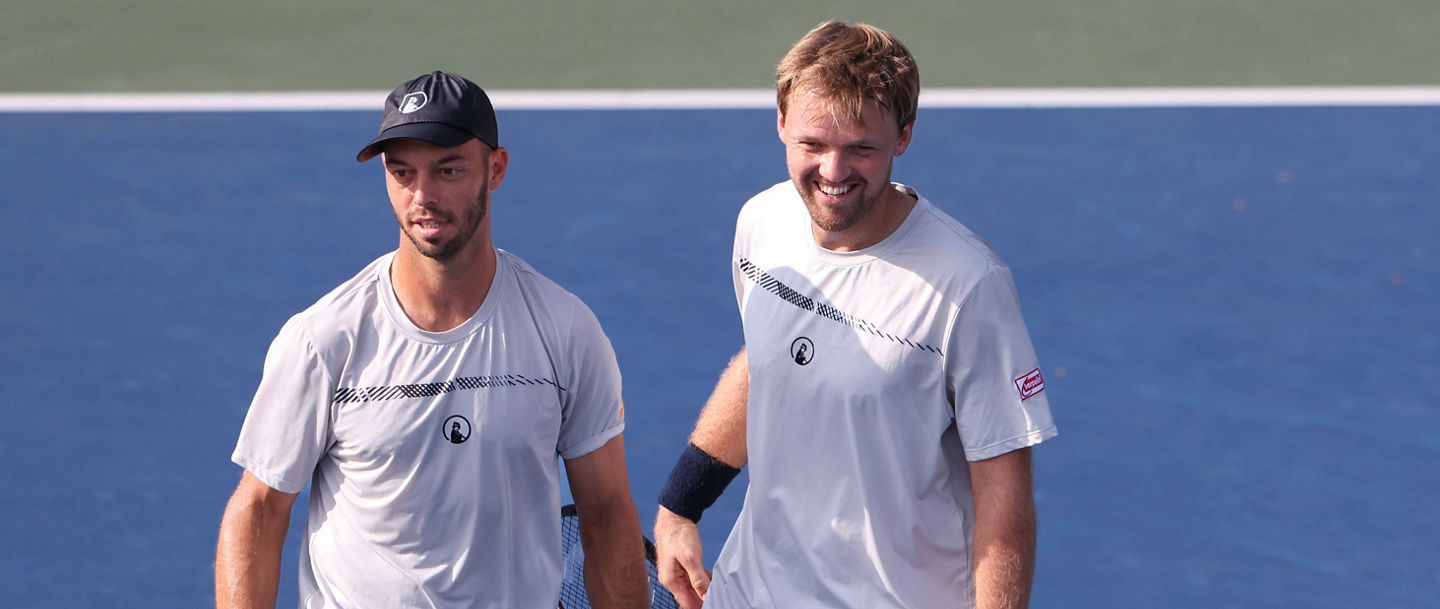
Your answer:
[970,448,1037,609]
[581,505,650,609]
[689,349,749,467]
[215,500,289,609]
[971,515,1035,609]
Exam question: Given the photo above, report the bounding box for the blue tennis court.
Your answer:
[1,104,1436,607]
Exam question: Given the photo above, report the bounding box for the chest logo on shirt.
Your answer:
[790,337,815,365]
[443,415,472,444]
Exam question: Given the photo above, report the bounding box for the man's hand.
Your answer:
[654,507,710,609]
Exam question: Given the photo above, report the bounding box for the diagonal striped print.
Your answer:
[738,258,943,356]
[333,374,564,405]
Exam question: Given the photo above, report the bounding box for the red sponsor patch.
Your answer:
[1014,368,1045,401]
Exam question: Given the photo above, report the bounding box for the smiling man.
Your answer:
[653,23,1058,609]
[215,71,648,609]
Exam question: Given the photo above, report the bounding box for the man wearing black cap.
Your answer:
[216,71,649,609]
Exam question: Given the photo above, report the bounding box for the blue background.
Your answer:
[1,105,1437,607]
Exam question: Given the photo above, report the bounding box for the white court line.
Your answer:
[2,87,1440,112]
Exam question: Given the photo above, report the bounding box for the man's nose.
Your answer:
[818,150,849,181]
[409,174,438,207]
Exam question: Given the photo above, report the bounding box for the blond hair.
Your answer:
[775,22,920,131]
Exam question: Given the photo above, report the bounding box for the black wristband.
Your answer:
[657,442,741,523]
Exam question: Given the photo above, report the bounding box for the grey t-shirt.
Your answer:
[233,250,624,609]
[707,183,1056,609]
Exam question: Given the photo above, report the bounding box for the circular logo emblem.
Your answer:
[442,415,472,444]
[790,337,815,366]
[400,91,429,113]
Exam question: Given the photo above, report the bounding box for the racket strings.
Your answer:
[559,504,679,609]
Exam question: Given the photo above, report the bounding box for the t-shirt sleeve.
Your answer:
[556,299,625,460]
[946,266,1057,461]
[732,205,751,313]
[231,316,336,494]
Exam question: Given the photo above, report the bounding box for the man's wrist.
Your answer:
[657,442,740,523]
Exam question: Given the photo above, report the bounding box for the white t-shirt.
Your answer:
[706,182,1057,609]
[232,249,624,609]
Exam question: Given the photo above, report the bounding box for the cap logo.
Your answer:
[399,92,428,114]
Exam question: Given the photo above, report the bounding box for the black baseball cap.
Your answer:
[356,71,499,162]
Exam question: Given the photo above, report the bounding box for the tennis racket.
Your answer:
[558,504,680,609]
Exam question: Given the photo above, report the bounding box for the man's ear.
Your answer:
[893,120,914,157]
[488,146,509,190]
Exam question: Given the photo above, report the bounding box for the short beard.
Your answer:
[800,185,876,232]
[795,169,889,234]
[400,174,489,262]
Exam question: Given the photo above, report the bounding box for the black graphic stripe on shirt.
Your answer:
[333,374,564,404]
[738,258,944,356]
